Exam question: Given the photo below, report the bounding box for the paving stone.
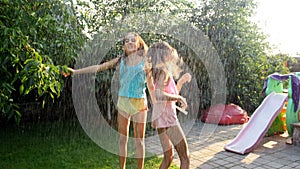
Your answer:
[145,121,300,169]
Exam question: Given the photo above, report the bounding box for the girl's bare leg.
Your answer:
[157,128,174,169]
[174,139,190,169]
[132,111,147,169]
[118,111,131,169]
[167,125,190,169]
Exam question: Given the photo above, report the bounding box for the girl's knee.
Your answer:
[119,135,128,145]
[163,154,174,166]
[135,138,145,148]
[167,154,174,162]
[179,153,190,164]
[135,138,145,158]
[164,150,174,164]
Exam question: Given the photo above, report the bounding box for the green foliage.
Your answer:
[81,0,195,122]
[0,0,87,123]
[1,0,294,122]
[88,0,193,35]
[84,0,294,115]
[189,0,293,113]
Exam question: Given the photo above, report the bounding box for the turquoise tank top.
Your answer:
[118,58,146,98]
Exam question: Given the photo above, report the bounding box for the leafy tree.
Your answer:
[84,0,193,34]
[67,0,294,118]
[76,0,292,117]
[3,0,291,123]
[188,0,293,113]
[0,0,87,123]
[75,0,196,123]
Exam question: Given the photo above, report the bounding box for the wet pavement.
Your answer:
[146,121,300,169]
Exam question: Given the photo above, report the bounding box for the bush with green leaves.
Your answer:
[0,0,87,123]
[1,0,295,124]
[188,0,294,113]
[79,0,295,117]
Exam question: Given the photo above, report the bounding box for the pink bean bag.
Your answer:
[201,103,249,125]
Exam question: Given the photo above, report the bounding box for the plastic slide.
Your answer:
[224,92,288,155]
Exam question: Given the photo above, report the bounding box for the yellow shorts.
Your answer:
[117,96,148,115]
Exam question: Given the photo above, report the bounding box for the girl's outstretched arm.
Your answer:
[63,56,121,76]
[176,73,191,92]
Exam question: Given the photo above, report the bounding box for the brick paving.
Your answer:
[146,121,300,169]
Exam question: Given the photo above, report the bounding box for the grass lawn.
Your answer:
[0,120,179,169]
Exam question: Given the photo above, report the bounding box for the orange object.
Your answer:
[281,102,287,131]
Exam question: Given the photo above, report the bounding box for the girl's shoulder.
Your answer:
[154,68,170,83]
[114,55,123,69]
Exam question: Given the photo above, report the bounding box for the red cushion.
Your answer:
[201,104,249,125]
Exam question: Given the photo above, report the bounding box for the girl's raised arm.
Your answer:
[176,73,191,92]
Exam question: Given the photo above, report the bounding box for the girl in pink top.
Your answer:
[145,41,191,169]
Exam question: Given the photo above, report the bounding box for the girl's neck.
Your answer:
[127,52,139,58]
[124,53,143,66]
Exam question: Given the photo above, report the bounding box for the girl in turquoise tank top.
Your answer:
[145,41,192,169]
[64,32,153,169]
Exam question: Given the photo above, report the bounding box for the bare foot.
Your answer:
[286,137,293,145]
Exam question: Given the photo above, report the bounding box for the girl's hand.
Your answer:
[178,96,187,110]
[62,67,75,77]
[180,73,191,83]
[176,73,192,92]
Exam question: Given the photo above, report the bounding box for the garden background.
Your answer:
[0,0,297,168]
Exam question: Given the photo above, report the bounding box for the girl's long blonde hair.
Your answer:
[122,32,148,57]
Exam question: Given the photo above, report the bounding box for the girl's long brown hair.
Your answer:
[146,41,182,84]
